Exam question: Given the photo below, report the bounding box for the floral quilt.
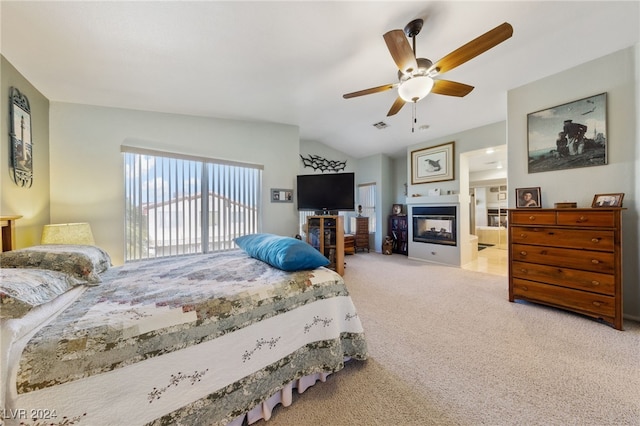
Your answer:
[7,250,367,425]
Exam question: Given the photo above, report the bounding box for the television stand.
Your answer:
[305,215,344,276]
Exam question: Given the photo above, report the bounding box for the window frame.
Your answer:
[122,146,262,262]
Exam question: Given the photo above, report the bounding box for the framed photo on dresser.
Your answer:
[591,193,624,207]
[515,187,541,208]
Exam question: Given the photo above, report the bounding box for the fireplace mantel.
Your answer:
[406,194,461,205]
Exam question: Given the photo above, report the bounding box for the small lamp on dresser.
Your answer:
[41,223,95,245]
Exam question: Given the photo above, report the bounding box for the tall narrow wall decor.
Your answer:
[9,87,33,187]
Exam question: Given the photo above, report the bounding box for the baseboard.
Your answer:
[624,313,640,323]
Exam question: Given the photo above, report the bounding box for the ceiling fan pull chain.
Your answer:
[411,102,416,133]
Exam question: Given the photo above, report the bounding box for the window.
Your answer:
[353,182,376,232]
[123,147,262,261]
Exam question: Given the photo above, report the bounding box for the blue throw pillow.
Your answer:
[234,233,330,271]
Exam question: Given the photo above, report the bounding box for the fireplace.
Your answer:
[412,206,457,246]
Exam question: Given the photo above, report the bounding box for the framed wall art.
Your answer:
[271,188,293,203]
[411,141,454,184]
[591,193,624,208]
[9,87,33,187]
[527,93,607,174]
[515,187,541,208]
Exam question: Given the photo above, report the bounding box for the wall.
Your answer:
[299,140,357,176]
[49,103,300,265]
[376,154,395,251]
[0,56,50,247]
[507,46,639,320]
[355,153,393,252]
[299,140,397,253]
[405,122,506,199]
[403,122,506,265]
[393,156,408,206]
[298,139,357,235]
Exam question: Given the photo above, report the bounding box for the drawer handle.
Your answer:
[528,216,535,220]
[520,268,527,273]
[520,285,528,291]
[592,301,602,307]
[520,251,527,256]
[591,280,600,286]
[591,238,600,243]
[591,259,600,264]
[520,233,527,238]
[577,216,588,223]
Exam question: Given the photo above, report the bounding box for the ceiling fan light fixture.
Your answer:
[398,76,434,103]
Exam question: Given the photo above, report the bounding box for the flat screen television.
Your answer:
[296,172,355,212]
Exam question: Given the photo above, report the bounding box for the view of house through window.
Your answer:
[123,147,262,261]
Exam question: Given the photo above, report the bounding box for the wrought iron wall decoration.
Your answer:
[299,154,347,173]
[9,87,33,187]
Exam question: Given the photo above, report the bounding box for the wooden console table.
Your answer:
[1,215,22,252]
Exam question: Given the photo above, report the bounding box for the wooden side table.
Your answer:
[1,215,22,252]
[354,216,369,252]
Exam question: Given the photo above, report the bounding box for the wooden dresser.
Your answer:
[354,216,369,252]
[508,208,623,330]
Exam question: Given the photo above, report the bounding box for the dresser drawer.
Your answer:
[511,261,615,295]
[512,278,615,319]
[510,211,556,225]
[511,244,615,273]
[557,210,615,228]
[510,227,614,251]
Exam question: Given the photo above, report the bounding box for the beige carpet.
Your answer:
[258,253,640,425]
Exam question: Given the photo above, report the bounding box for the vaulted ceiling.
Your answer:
[1,1,638,162]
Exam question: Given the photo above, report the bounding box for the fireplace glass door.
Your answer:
[412,206,457,246]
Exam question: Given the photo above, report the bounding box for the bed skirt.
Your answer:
[230,370,333,425]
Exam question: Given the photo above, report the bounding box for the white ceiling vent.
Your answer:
[372,121,388,129]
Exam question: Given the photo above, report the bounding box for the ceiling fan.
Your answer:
[343,19,513,117]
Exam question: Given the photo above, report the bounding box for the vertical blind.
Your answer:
[122,146,262,262]
[357,182,376,231]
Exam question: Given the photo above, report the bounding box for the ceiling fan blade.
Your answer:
[343,83,397,99]
[431,80,474,97]
[387,96,406,116]
[383,29,418,74]
[430,22,513,75]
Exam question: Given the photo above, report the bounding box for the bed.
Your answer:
[0,234,368,426]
